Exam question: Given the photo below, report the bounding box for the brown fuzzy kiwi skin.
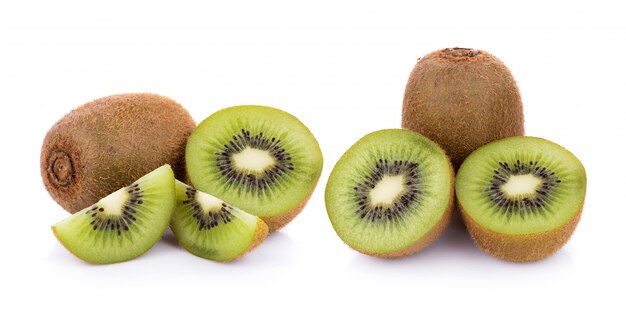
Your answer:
[459,204,583,262]
[402,48,524,170]
[241,218,270,259]
[41,93,196,213]
[261,181,318,233]
[363,157,455,259]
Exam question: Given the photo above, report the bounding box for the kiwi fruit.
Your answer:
[325,129,454,258]
[41,93,195,213]
[52,165,176,264]
[171,180,268,262]
[402,48,524,170]
[456,136,586,262]
[185,105,323,232]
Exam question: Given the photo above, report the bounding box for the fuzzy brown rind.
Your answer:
[262,182,318,233]
[402,48,524,170]
[365,157,455,259]
[41,93,196,213]
[242,218,269,256]
[459,204,583,262]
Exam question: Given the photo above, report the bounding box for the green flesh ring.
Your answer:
[456,136,587,235]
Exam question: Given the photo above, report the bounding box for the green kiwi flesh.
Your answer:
[325,129,454,258]
[52,165,176,264]
[185,105,323,232]
[402,48,524,170]
[41,93,195,213]
[456,136,586,262]
[171,180,269,262]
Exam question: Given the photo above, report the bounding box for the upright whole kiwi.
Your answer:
[402,48,524,170]
[41,93,196,213]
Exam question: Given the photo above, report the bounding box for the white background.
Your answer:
[1,0,624,316]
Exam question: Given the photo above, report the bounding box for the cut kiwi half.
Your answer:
[325,129,454,258]
[456,136,586,262]
[171,180,268,262]
[186,105,323,232]
[52,165,176,264]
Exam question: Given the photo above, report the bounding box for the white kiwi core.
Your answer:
[195,191,224,214]
[500,174,542,199]
[98,187,130,216]
[232,147,276,174]
[369,175,406,206]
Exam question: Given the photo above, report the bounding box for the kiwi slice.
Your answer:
[325,129,454,258]
[402,48,524,170]
[186,105,323,232]
[41,93,195,213]
[456,136,586,262]
[52,165,176,264]
[171,180,268,262]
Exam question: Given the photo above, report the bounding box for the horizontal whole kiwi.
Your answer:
[41,93,196,213]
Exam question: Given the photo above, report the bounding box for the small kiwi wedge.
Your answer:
[456,136,586,262]
[186,105,323,232]
[402,48,524,170]
[52,165,176,264]
[41,93,195,213]
[171,180,268,262]
[325,129,454,258]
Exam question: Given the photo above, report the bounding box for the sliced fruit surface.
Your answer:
[52,165,176,264]
[185,105,323,223]
[325,129,454,256]
[171,180,268,262]
[456,136,587,235]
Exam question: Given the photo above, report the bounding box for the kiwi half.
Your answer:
[171,180,268,262]
[456,136,586,262]
[325,129,454,258]
[52,165,176,264]
[185,105,323,232]
[402,48,524,170]
[41,93,195,213]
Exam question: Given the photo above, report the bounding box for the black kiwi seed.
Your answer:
[215,129,293,193]
[183,186,238,230]
[485,160,560,217]
[353,159,423,222]
[85,184,143,233]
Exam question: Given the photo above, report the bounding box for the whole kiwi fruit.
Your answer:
[41,93,196,213]
[402,47,524,170]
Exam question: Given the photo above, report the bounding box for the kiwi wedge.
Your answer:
[325,129,454,258]
[185,105,323,232]
[402,48,524,170]
[52,165,176,264]
[41,93,195,213]
[171,180,268,262]
[456,136,586,262]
